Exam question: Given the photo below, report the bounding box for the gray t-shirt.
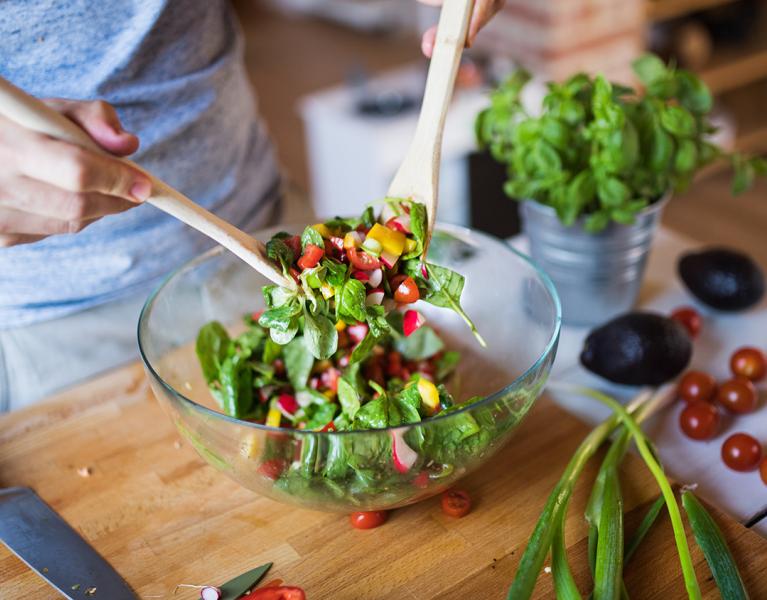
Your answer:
[0,0,280,328]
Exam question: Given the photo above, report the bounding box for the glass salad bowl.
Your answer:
[138,224,561,512]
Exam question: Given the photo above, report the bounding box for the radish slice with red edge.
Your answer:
[380,251,399,269]
[368,269,383,288]
[347,323,369,343]
[352,270,370,282]
[278,393,298,414]
[391,429,418,473]
[201,587,221,600]
[386,215,411,234]
[365,288,385,306]
[403,310,425,337]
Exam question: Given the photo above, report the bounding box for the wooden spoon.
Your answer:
[387,0,475,256]
[0,77,295,289]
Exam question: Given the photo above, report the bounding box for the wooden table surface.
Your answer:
[1,363,767,599]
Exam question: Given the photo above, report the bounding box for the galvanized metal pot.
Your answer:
[520,197,668,326]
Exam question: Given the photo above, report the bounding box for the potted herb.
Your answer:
[475,54,766,325]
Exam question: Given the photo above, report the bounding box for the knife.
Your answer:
[0,487,137,599]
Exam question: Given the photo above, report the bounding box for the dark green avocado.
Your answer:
[580,312,692,385]
[678,247,764,311]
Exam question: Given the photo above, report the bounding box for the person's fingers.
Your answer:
[0,176,136,220]
[467,0,505,44]
[0,233,48,248]
[44,98,140,156]
[0,206,100,236]
[422,25,438,58]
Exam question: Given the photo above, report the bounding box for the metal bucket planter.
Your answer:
[520,197,668,326]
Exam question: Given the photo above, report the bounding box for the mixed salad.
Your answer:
[195,198,485,432]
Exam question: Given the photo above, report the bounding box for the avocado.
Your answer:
[580,312,692,386]
[678,247,764,311]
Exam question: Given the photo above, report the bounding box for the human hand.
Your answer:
[418,0,506,57]
[0,98,151,247]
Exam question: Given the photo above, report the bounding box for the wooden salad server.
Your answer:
[0,77,294,289]
[387,0,475,256]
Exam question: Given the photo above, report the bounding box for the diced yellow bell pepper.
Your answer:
[323,389,337,400]
[417,377,440,412]
[404,238,418,254]
[312,223,333,239]
[367,223,406,257]
[335,320,347,332]
[266,406,282,428]
[344,232,360,249]
[321,282,335,299]
[239,434,259,459]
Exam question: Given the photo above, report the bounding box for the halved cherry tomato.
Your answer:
[716,378,758,414]
[670,306,702,338]
[677,371,717,403]
[347,247,380,270]
[679,402,719,440]
[258,458,287,480]
[721,433,762,472]
[297,244,324,270]
[730,347,767,381]
[394,276,420,304]
[350,510,388,529]
[240,586,306,600]
[441,489,472,518]
[760,457,767,485]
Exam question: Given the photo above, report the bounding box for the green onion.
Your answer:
[625,495,665,563]
[682,490,749,600]
[593,464,623,600]
[552,513,583,600]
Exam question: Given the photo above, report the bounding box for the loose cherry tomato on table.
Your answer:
[297,243,324,270]
[240,586,306,600]
[721,432,763,471]
[677,371,717,403]
[441,489,472,518]
[760,457,767,485]
[679,402,720,440]
[393,276,420,304]
[716,378,758,414]
[670,306,702,338]
[350,510,388,529]
[730,347,767,382]
[347,247,381,270]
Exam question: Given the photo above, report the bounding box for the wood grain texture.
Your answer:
[1,363,766,599]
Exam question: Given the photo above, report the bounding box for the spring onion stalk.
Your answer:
[682,491,749,600]
[506,390,656,600]
[552,513,583,600]
[624,495,665,563]
[574,387,702,600]
[593,464,623,600]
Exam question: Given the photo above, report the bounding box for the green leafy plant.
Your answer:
[476,54,767,232]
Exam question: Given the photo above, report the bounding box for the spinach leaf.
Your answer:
[435,350,461,380]
[404,201,427,259]
[259,299,301,332]
[393,384,422,424]
[218,354,254,418]
[361,205,376,228]
[304,402,337,430]
[301,225,325,251]
[266,235,296,275]
[337,278,367,323]
[337,376,361,420]
[270,322,299,345]
[365,305,390,338]
[262,337,282,365]
[234,328,264,357]
[303,304,338,360]
[283,336,314,389]
[394,325,444,360]
[350,330,379,364]
[353,395,389,429]
[323,258,347,288]
[195,321,231,384]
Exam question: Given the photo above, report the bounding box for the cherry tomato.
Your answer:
[350,510,388,529]
[441,489,472,518]
[297,243,324,270]
[240,586,306,600]
[721,433,763,472]
[393,276,420,304]
[347,247,381,270]
[677,371,717,403]
[730,347,767,382]
[258,458,287,480]
[716,377,758,414]
[670,306,702,338]
[679,402,720,440]
[760,457,767,485]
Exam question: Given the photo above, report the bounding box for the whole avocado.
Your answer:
[580,312,692,386]
[678,247,764,311]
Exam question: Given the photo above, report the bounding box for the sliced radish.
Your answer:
[421,264,429,279]
[362,237,382,256]
[278,393,298,414]
[380,250,399,269]
[329,236,345,251]
[365,288,385,306]
[200,587,221,600]
[368,268,383,288]
[403,310,425,337]
[390,429,418,474]
[386,214,411,234]
[347,322,369,343]
[352,270,370,283]
[380,202,398,224]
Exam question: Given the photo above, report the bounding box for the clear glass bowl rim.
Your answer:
[137,222,562,437]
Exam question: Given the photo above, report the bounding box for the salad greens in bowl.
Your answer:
[138,209,561,512]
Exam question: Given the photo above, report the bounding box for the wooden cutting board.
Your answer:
[1,363,766,599]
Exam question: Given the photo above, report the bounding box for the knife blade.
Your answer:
[0,487,137,599]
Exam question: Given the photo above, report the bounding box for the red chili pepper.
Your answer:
[240,586,306,600]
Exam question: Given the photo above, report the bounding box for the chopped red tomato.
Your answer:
[394,276,420,304]
[320,421,336,432]
[258,458,287,480]
[347,247,381,270]
[297,244,324,270]
[240,586,306,600]
[282,235,302,260]
[413,470,430,489]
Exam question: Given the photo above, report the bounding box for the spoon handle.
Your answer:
[0,77,293,288]
[387,0,474,252]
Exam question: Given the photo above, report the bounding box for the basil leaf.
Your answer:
[632,53,668,86]
[337,376,361,420]
[301,225,325,251]
[195,321,230,384]
[338,278,367,323]
[394,325,444,360]
[303,304,338,360]
[283,336,314,389]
